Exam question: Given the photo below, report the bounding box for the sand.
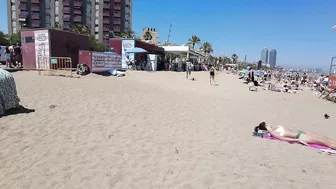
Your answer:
[0,70,336,189]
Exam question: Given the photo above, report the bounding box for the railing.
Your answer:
[114,5,121,10]
[37,56,73,77]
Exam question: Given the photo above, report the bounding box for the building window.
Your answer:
[21,11,29,16]
[63,7,70,11]
[24,36,35,43]
[113,18,120,22]
[32,20,41,24]
[114,11,120,14]
[114,25,120,29]
[32,12,40,16]
[63,21,71,26]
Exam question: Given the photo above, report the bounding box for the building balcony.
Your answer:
[113,28,120,32]
[114,0,121,2]
[63,1,70,6]
[74,10,82,14]
[63,17,70,21]
[103,20,110,24]
[18,5,28,10]
[74,17,82,22]
[32,23,41,27]
[113,21,120,25]
[32,15,40,19]
[63,9,70,14]
[104,0,110,2]
[20,0,28,2]
[31,0,40,3]
[74,1,82,6]
[31,6,40,11]
[19,13,27,17]
[114,13,121,18]
[103,27,110,32]
[63,25,71,30]
[103,12,110,16]
[114,5,121,10]
[103,4,110,9]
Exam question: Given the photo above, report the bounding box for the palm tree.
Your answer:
[120,29,136,38]
[231,54,238,64]
[200,41,213,54]
[223,56,232,64]
[187,35,201,49]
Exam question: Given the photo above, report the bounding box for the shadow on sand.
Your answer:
[1,105,35,117]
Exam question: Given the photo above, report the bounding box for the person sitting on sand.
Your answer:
[254,122,336,150]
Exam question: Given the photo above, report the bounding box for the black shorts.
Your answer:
[210,71,215,76]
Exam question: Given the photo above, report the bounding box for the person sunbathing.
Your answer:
[254,122,336,150]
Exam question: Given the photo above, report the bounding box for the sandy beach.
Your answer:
[1,70,336,189]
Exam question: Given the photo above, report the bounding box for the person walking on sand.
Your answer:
[210,65,216,85]
[186,60,193,79]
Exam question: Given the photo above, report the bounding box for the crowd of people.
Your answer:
[4,43,22,68]
[236,66,335,97]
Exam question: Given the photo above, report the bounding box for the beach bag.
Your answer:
[76,64,89,75]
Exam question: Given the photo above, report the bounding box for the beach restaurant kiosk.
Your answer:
[21,29,89,69]
[109,39,165,70]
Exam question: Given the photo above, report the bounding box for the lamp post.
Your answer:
[332,25,336,30]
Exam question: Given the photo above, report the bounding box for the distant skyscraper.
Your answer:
[260,48,268,64]
[269,49,277,68]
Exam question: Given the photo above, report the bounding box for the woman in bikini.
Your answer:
[209,66,215,85]
[255,122,336,150]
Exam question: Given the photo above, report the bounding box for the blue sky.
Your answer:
[1,0,335,70]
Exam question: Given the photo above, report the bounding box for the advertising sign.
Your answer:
[34,30,50,69]
[121,39,134,68]
[91,52,122,72]
[328,76,336,89]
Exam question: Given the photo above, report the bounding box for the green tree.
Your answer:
[0,31,10,46]
[120,29,136,38]
[5,32,21,45]
[200,41,213,54]
[71,24,90,34]
[231,54,238,64]
[223,56,232,64]
[89,35,105,52]
[187,35,201,49]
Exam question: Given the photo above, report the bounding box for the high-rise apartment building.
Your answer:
[260,47,268,64]
[269,49,277,68]
[7,0,132,43]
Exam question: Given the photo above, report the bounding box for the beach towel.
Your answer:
[253,132,336,155]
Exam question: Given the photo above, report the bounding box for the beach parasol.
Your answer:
[239,69,249,74]
[126,47,147,53]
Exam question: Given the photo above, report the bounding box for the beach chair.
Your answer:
[319,88,336,101]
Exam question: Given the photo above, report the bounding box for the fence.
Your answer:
[37,56,73,76]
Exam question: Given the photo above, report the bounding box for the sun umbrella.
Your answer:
[239,69,249,74]
[126,47,147,53]
[254,71,264,77]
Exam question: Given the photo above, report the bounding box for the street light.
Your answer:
[332,25,336,29]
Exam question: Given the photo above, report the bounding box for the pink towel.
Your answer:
[262,135,330,150]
